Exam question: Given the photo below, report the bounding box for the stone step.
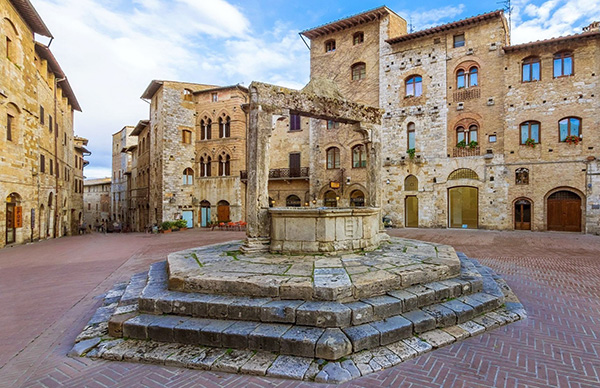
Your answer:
[135,257,484,328]
[114,257,503,360]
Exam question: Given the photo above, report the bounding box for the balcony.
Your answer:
[452,146,480,157]
[453,87,480,102]
[241,167,309,181]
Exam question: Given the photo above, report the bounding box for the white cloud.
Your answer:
[403,4,466,31]
[34,0,309,179]
[512,0,600,44]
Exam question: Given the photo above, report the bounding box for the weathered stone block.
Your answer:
[369,316,412,345]
[346,301,374,325]
[198,319,235,347]
[402,310,436,333]
[296,302,351,327]
[387,289,418,311]
[221,321,260,349]
[342,324,380,352]
[421,304,457,327]
[228,297,271,321]
[122,315,159,339]
[260,300,303,323]
[267,355,313,380]
[173,318,211,344]
[108,312,137,338]
[148,316,189,342]
[248,323,291,352]
[315,328,352,360]
[280,326,325,357]
[362,295,403,319]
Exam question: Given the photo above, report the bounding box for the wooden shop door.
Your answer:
[514,199,532,230]
[547,191,581,232]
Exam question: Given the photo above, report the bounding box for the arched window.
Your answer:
[200,118,211,140]
[522,56,541,82]
[520,121,540,145]
[325,39,336,52]
[554,51,573,77]
[351,62,366,80]
[405,75,422,97]
[405,175,418,191]
[456,125,478,145]
[200,155,211,177]
[182,168,193,185]
[468,67,478,87]
[218,154,231,176]
[353,32,364,45]
[448,168,479,180]
[219,116,230,138]
[350,190,365,207]
[407,122,416,150]
[326,147,340,169]
[457,69,466,89]
[286,195,301,207]
[3,18,18,63]
[352,145,366,168]
[182,129,192,144]
[324,191,337,207]
[515,168,529,185]
[559,117,581,142]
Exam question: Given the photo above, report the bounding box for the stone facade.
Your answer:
[83,178,111,228]
[0,0,86,248]
[302,8,600,234]
[111,126,135,226]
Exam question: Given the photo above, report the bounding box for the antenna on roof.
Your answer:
[408,16,414,33]
[497,0,513,39]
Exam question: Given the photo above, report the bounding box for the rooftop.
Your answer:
[9,0,53,38]
[140,80,219,100]
[84,177,111,186]
[386,10,504,44]
[300,6,401,39]
[503,29,600,52]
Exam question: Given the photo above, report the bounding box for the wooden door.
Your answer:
[217,201,230,222]
[547,191,581,232]
[182,211,193,228]
[289,153,301,177]
[6,203,15,244]
[405,196,419,228]
[514,199,531,230]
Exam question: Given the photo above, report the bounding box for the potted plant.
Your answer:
[565,135,580,145]
[407,148,416,159]
[456,140,467,148]
[160,221,172,233]
[524,138,536,148]
[174,219,188,230]
[468,140,478,149]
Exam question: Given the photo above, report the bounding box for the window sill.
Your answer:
[352,166,367,169]
[521,80,541,83]
[554,75,574,79]
[288,130,302,133]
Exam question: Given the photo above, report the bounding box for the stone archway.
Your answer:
[547,190,582,232]
[5,192,21,244]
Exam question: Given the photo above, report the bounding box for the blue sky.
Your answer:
[32,0,600,178]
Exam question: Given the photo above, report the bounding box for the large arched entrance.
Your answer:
[200,200,211,227]
[6,193,21,244]
[514,198,532,230]
[448,186,478,229]
[217,200,230,222]
[547,190,582,232]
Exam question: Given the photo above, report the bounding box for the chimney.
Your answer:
[583,21,600,32]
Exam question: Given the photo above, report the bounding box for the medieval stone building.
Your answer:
[83,177,111,229]
[117,6,599,235]
[299,7,600,234]
[1,0,87,248]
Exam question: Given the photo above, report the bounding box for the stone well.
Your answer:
[269,207,380,254]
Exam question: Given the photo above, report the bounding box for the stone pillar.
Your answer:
[243,86,272,252]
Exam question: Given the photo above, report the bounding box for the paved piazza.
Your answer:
[0,229,599,387]
[168,238,459,301]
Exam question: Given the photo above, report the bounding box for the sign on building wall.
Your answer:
[330,182,340,189]
[14,206,23,228]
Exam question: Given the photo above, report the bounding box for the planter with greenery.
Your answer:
[456,140,467,148]
[468,140,478,149]
[524,138,536,148]
[174,219,188,230]
[407,148,416,159]
[564,135,580,145]
[160,221,173,233]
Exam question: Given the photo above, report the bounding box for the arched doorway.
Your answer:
[39,204,45,239]
[405,196,418,227]
[448,186,478,229]
[6,193,21,244]
[324,191,337,207]
[350,190,365,207]
[200,200,211,227]
[547,190,581,232]
[286,195,301,207]
[217,200,230,222]
[514,198,532,230]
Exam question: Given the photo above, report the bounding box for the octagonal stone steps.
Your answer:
[104,255,505,360]
[72,254,526,383]
[134,257,486,329]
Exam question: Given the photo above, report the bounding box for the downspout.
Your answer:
[54,77,66,238]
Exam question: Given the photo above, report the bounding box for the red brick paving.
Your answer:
[1,228,599,387]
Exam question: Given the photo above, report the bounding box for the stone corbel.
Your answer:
[354,123,372,143]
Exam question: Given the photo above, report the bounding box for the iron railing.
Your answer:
[240,167,309,180]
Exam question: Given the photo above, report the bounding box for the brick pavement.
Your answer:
[1,229,599,387]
